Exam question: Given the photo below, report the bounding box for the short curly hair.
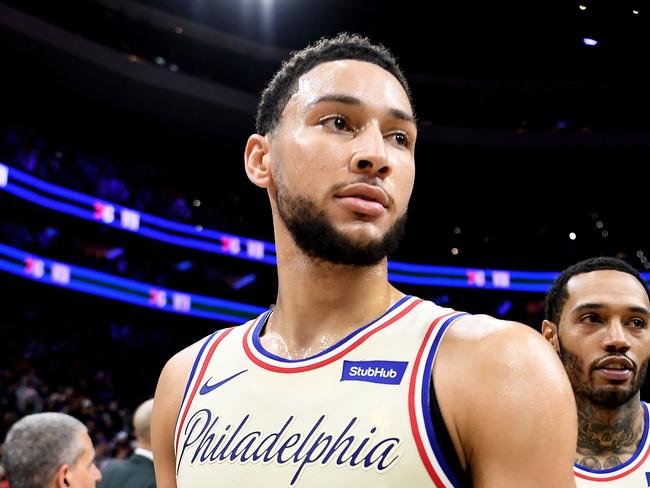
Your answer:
[255,33,413,135]
[544,256,650,325]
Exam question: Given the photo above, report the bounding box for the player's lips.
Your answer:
[335,184,390,217]
[593,356,634,381]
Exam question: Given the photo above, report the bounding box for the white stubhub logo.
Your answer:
[341,360,408,385]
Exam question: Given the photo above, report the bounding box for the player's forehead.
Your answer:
[287,59,414,121]
[563,270,650,315]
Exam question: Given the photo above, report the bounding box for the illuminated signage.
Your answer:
[120,208,141,231]
[51,262,71,285]
[93,202,115,224]
[0,163,7,188]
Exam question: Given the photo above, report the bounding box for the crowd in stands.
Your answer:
[0,124,271,301]
[0,123,230,485]
[0,291,211,485]
[1,126,195,223]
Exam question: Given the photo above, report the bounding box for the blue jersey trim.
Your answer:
[251,295,413,363]
[576,401,649,474]
[176,330,220,419]
[421,312,468,487]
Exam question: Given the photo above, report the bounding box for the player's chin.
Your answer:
[338,220,389,242]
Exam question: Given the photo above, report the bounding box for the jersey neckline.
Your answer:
[243,295,423,373]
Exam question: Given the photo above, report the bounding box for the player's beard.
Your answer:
[275,176,407,267]
[559,343,649,407]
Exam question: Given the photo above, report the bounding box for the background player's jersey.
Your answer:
[574,402,650,487]
[174,296,466,487]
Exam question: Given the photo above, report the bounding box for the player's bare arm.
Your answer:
[433,315,578,487]
[151,340,204,488]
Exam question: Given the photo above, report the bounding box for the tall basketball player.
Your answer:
[151,33,578,487]
[542,257,650,487]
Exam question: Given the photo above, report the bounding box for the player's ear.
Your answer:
[244,134,273,189]
[53,464,70,488]
[541,320,560,354]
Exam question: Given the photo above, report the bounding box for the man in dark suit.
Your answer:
[99,399,155,488]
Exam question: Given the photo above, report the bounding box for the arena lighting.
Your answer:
[0,242,265,322]
[496,300,512,317]
[3,240,647,320]
[0,163,7,187]
[433,294,450,305]
[0,242,598,328]
[3,163,649,291]
[387,267,561,292]
[175,260,193,271]
[104,247,124,260]
[1,162,278,265]
[226,273,257,290]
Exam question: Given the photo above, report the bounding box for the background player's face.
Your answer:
[268,60,416,265]
[556,270,650,406]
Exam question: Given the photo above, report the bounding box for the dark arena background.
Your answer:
[1,0,650,475]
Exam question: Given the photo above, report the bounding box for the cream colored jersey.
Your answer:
[575,402,650,487]
[173,296,467,487]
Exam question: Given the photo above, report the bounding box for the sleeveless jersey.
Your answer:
[575,402,650,487]
[174,296,467,487]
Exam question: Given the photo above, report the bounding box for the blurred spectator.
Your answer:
[0,126,197,224]
[98,399,155,488]
[2,412,102,487]
[0,465,8,488]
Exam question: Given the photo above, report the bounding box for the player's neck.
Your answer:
[575,393,644,469]
[266,244,402,359]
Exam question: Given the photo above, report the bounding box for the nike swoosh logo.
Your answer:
[199,369,248,395]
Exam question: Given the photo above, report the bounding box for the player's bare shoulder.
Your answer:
[436,313,569,392]
[153,338,207,432]
[439,313,560,362]
[433,314,573,429]
[445,312,534,339]
[433,313,577,486]
[159,338,206,389]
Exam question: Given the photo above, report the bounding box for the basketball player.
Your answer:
[542,257,650,486]
[152,33,577,487]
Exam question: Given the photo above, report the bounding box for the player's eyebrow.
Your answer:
[572,303,650,316]
[305,94,415,125]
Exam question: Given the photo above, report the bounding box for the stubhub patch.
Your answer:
[340,360,408,385]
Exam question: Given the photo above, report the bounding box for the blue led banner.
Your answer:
[1,162,277,264]
[0,242,266,323]
[2,162,648,292]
